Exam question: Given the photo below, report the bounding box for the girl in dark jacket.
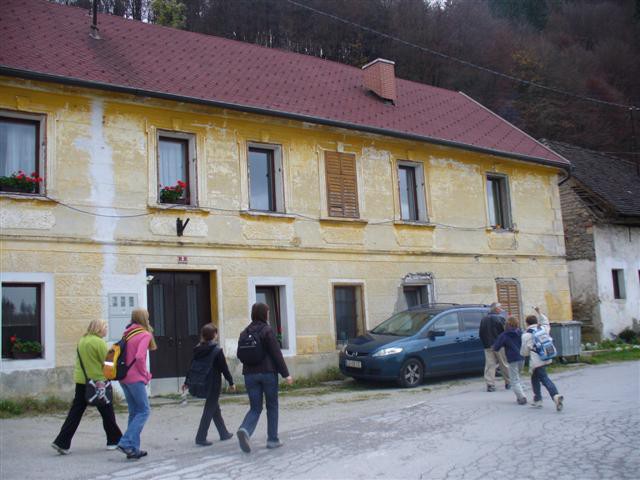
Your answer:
[183,324,235,446]
[236,303,293,453]
[492,316,527,405]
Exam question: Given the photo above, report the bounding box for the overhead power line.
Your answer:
[284,0,639,111]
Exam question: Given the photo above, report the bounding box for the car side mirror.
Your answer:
[427,330,446,339]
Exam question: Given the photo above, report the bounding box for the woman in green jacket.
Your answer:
[51,319,122,454]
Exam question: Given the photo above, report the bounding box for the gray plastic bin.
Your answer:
[549,321,582,360]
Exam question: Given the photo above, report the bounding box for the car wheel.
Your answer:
[398,358,423,388]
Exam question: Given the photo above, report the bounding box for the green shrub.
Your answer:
[618,328,638,344]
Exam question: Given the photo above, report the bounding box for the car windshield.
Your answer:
[370,310,438,336]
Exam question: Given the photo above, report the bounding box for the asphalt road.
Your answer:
[1,361,638,480]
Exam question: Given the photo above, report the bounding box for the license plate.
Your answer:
[345,359,362,368]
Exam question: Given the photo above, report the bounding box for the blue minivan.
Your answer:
[339,304,489,387]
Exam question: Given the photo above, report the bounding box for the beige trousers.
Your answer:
[484,348,511,386]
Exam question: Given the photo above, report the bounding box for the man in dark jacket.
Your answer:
[479,302,510,392]
[236,303,293,454]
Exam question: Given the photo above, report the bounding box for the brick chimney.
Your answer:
[362,58,397,103]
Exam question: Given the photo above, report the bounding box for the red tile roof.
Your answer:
[0,0,568,167]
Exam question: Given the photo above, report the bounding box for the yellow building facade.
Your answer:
[0,76,571,396]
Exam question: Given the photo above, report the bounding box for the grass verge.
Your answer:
[0,396,70,419]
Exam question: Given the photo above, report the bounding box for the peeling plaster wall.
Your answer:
[0,78,573,394]
[593,224,640,338]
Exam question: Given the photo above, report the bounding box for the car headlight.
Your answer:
[372,347,403,357]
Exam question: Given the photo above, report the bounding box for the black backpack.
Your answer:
[237,324,267,365]
[186,346,220,398]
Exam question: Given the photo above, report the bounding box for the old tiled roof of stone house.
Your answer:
[545,140,640,219]
[0,0,569,168]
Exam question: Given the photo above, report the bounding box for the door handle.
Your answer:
[455,337,464,343]
[168,337,175,347]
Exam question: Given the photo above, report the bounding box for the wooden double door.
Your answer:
[147,271,211,379]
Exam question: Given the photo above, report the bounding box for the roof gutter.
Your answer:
[0,66,570,172]
[558,164,572,185]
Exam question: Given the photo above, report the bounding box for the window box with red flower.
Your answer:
[0,171,43,194]
[159,180,187,204]
[9,335,43,359]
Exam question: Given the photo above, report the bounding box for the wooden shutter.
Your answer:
[496,280,521,321]
[325,151,359,218]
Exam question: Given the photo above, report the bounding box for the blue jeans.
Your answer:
[239,373,279,442]
[118,382,150,452]
[531,366,558,402]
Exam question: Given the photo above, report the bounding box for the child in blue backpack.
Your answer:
[492,316,527,405]
[521,315,564,411]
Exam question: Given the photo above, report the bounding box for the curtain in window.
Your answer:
[0,120,36,177]
[158,139,186,188]
[486,178,499,226]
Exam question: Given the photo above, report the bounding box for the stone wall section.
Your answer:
[559,180,596,261]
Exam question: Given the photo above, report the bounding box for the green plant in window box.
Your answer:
[159,180,186,203]
[0,171,43,193]
[9,335,43,359]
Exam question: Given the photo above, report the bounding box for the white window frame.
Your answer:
[0,272,55,372]
[0,110,47,196]
[486,173,513,230]
[612,269,626,300]
[397,160,428,222]
[156,130,197,206]
[248,277,296,356]
[246,142,285,213]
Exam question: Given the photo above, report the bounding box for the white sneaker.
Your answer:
[106,444,119,450]
[554,394,564,412]
[51,443,70,455]
[530,400,542,408]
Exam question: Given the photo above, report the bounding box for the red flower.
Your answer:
[177,180,186,188]
[9,335,17,343]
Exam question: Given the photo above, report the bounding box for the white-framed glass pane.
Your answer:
[249,148,275,211]
[2,283,42,358]
[159,138,187,189]
[399,165,418,220]
[0,118,37,177]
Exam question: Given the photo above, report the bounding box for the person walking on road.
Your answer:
[237,302,293,453]
[521,315,564,411]
[51,319,122,455]
[183,323,236,446]
[116,308,157,460]
[480,302,511,391]
[492,316,527,405]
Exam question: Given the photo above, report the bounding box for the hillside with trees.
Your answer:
[53,0,640,159]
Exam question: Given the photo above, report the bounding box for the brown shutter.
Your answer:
[325,151,359,218]
[496,280,521,322]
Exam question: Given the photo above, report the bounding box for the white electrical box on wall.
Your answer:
[107,293,138,341]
